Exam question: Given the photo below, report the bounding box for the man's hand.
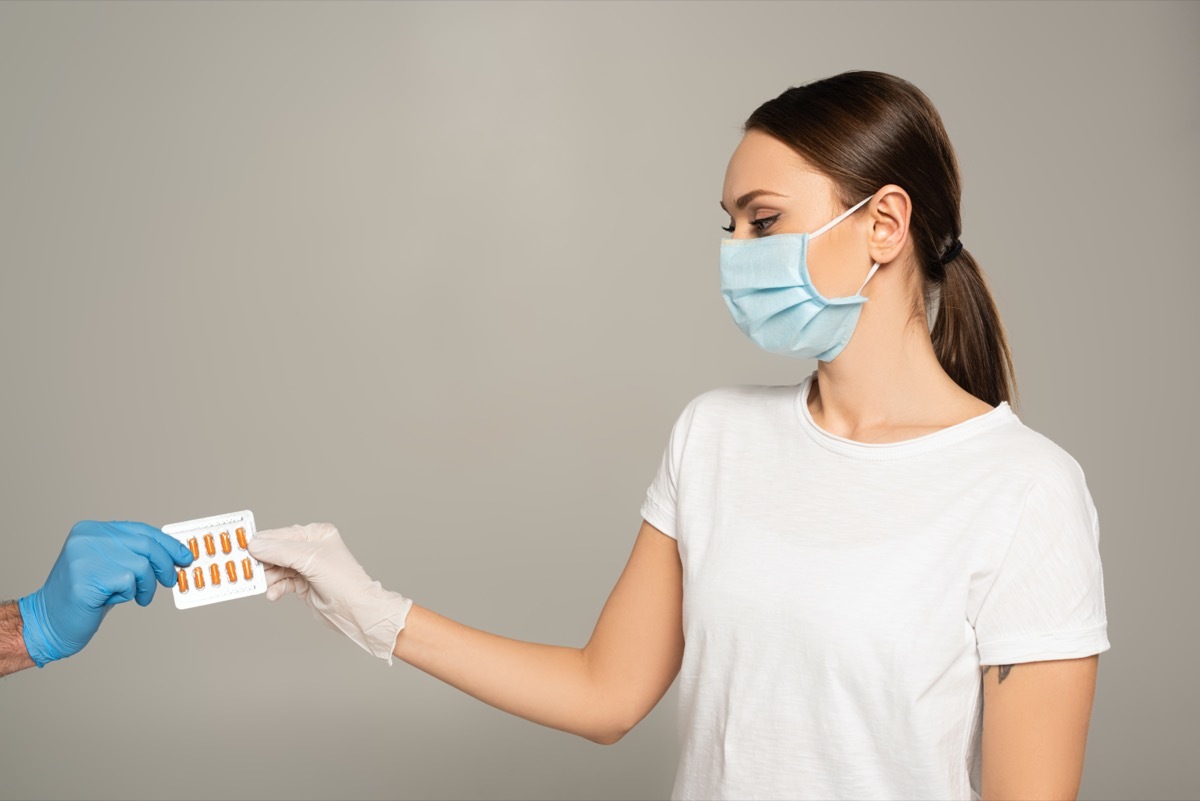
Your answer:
[17,521,195,667]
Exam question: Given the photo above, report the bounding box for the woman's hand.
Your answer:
[249,523,413,664]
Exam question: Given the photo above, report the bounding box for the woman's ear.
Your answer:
[867,184,911,265]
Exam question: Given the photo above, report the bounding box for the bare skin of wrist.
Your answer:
[0,602,36,677]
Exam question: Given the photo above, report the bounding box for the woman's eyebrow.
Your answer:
[719,189,789,213]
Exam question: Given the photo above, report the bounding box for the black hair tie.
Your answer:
[939,238,964,265]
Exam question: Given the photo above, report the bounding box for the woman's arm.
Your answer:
[393,520,683,744]
[981,654,1100,800]
[253,520,685,744]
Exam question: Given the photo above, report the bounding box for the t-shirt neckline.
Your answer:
[793,371,1015,460]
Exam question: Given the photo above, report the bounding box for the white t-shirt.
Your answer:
[639,371,1110,801]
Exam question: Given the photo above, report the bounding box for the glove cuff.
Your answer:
[325,582,413,665]
[363,587,414,667]
[17,591,60,667]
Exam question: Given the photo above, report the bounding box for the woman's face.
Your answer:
[720,129,876,299]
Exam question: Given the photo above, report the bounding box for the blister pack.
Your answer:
[162,510,267,609]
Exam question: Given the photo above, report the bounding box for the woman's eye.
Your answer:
[752,214,780,232]
[721,220,735,233]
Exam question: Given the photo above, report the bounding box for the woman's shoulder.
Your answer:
[977,408,1092,492]
[659,382,803,441]
[678,382,801,416]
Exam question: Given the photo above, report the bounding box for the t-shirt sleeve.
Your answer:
[972,457,1111,665]
[639,395,703,540]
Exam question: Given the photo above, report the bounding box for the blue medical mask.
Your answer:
[719,194,879,362]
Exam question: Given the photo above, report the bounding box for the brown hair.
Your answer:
[744,70,1017,407]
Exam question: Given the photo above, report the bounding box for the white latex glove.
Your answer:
[248,523,413,665]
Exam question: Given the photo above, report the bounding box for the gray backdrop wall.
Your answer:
[0,2,1195,800]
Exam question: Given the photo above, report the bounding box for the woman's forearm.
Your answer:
[392,603,621,744]
[0,602,35,677]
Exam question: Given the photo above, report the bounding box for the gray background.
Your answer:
[0,1,1194,799]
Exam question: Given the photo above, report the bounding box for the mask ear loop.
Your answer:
[809,194,874,239]
[855,261,881,296]
[809,193,879,297]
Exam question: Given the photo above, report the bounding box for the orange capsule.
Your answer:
[203,533,216,557]
[187,537,200,560]
[177,568,189,593]
[241,558,254,581]
[209,563,221,586]
[220,531,232,555]
[236,527,248,550]
[193,566,205,589]
[225,560,238,583]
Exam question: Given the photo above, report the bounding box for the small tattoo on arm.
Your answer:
[982,664,1014,683]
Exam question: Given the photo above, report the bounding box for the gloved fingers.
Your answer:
[92,549,160,607]
[253,525,312,545]
[263,565,308,601]
[103,522,186,587]
[110,521,195,568]
[263,564,290,584]
[98,567,141,607]
[266,575,307,602]
[248,526,320,572]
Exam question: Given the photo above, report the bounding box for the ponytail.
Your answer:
[930,249,1017,408]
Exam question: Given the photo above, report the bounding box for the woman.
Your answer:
[250,70,1110,801]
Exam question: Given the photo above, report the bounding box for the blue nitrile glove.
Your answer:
[17,520,195,667]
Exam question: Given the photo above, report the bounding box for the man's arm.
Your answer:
[0,602,35,677]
